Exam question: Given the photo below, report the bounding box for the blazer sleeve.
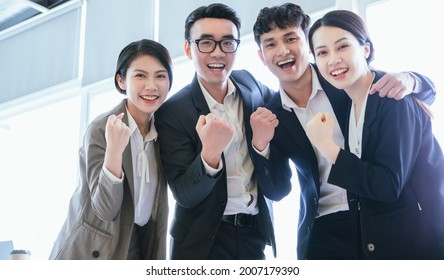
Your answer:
[252,142,293,201]
[82,117,125,221]
[328,96,427,203]
[410,71,436,105]
[155,104,222,209]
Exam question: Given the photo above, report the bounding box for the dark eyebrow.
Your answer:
[315,37,349,50]
[133,69,147,74]
[155,69,168,75]
[198,33,236,40]
[262,31,298,44]
[334,37,349,44]
[133,69,167,74]
[283,31,298,38]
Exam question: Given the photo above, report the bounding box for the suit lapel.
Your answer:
[150,141,163,220]
[190,74,211,116]
[361,70,383,152]
[270,95,321,188]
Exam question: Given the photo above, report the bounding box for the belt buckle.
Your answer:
[234,214,241,226]
[234,213,252,227]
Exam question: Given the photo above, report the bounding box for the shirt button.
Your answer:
[367,243,375,252]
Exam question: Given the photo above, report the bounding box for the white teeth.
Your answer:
[141,96,158,101]
[277,59,295,66]
[331,68,347,76]
[208,64,224,68]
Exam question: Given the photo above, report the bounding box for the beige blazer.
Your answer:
[49,99,168,260]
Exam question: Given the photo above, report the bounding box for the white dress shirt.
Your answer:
[349,92,369,159]
[199,79,259,215]
[280,66,349,217]
[103,108,158,226]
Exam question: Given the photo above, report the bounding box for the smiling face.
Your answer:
[311,25,371,93]
[116,54,169,122]
[257,26,310,87]
[185,17,238,92]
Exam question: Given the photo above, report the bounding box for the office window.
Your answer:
[0,95,81,259]
[367,0,443,144]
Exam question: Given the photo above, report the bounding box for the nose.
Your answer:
[277,43,290,56]
[328,51,342,65]
[144,78,157,91]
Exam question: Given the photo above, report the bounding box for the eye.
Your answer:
[135,73,146,78]
[156,73,167,79]
[316,50,327,57]
[287,36,298,43]
[264,42,275,49]
[338,44,349,50]
[199,39,213,46]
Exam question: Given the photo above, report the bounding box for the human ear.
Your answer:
[257,49,266,65]
[116,74,126,90]
[364,42,371,59]
[184,40,192,60]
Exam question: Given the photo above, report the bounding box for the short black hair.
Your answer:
[114,39,173,94]
[184,3,241,41]
[253,3,310,48]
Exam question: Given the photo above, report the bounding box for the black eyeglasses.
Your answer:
[189,38,241,53]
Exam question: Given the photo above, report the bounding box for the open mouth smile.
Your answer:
[277,58,295,69]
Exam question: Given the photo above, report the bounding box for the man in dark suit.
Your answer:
[155,3,276,260]
[249,3,437,259]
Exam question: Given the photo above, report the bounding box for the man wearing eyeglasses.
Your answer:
[155,3,277,260]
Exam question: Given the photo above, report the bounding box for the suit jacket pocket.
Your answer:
[56,221,114,260]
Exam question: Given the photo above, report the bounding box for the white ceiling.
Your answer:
[0,0,72,32]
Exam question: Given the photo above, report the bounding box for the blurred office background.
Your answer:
[0,0,442,259]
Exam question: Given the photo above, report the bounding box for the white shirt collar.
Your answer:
[125,106,158,142]
[280,64,324,111]
[199,78,236,109]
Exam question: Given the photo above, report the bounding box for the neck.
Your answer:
[199,77,228,104]
[281,66,313,108]
[346,71,374,108]
[127,103,151,138]
[346,71,374,123]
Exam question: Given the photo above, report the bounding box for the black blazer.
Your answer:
[155,70,276,259]
[253,65,440,259]
[327,70,444,259]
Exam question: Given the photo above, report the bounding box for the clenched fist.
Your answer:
[306,112,339,163]
[196,113,233,169]
[250,107,279,151]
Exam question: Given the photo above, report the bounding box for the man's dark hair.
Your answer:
[253,3,310,48]
[184,3,241,41]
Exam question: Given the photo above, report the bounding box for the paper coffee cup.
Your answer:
[10,250,31,260]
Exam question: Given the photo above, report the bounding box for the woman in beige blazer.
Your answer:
[49,39,172,259]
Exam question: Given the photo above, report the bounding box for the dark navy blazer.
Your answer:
[328,70,444,259]
[253,65,441,259]
[155,70,276,259]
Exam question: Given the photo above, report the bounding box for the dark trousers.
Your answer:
[207,214,267,260]
[305,211,361,260]
[127,219,156,260]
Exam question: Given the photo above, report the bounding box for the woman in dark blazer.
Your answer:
[306,10,444,259]
[49,39,171,259]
